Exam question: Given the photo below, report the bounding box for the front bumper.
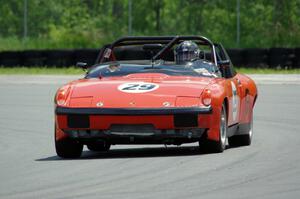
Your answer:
[55,106,213,143]
[55,106,212,115]
[56,106,212,129]
[63,128,207,144]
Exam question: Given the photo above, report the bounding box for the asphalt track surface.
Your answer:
[0,75,300,199]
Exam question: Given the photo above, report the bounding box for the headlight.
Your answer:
[201,89,211,106]
[55,85,71,106]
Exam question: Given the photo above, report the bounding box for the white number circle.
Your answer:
[118,82,159,93]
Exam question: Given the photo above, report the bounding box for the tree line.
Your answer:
[0,0,299,50]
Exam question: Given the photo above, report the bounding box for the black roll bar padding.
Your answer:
[111,36,213,47]
[108,40,209,47]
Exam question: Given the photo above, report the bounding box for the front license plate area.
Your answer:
[108,124,156,136]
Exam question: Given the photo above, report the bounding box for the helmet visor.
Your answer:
[175,50,198,64]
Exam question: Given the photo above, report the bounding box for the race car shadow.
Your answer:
[36,145,224,161]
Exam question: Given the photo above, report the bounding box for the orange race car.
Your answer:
[54,36,257,158]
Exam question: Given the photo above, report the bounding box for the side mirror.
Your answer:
[76,62,88,70]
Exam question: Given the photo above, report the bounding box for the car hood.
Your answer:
[68,73,214,108]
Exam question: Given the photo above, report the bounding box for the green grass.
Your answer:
[0,67,83,75]
[0,66,300,75]
[0,37,62,51]
[0,36,104,51]
[237,67,300,74]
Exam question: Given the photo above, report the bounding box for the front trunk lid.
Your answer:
[69,73,213,108]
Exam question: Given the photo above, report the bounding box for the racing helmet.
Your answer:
[174,41,200,64]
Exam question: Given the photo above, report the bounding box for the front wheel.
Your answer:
[55,138,83,158]
[199,103,227,153]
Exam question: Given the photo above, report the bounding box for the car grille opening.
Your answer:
[174,114,198,127]
[67,114,89,128]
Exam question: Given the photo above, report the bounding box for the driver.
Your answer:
[174,41,200,64]
[174,41,221,77]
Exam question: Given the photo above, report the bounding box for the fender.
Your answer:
[204,80,227,141]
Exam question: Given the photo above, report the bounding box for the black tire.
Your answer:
[228,114,253,147]
[228,135,251,147]
[87,141,111,152]
[199,103,227,153]
[55,138,83,158]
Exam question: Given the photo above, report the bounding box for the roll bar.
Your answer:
[98,36,218,66]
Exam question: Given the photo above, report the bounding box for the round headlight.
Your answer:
[201,89,211,106]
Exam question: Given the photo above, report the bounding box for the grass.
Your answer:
[0,36,105,51]
[0,67,83,75]
[237,67,300,74]
[0,66,300,75]
[0,37,62,51]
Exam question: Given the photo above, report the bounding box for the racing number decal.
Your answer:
[122,84,155,90]
[118,82,159,93]
[231,81,239,121]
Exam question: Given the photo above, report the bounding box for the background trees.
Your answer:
[0,0,299,50]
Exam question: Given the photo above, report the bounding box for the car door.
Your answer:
[215,44,242,126]
[228,75,242,125]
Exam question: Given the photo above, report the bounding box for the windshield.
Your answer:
[85,60,220,79]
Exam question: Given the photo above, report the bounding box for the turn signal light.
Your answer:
[202,89,211,106]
